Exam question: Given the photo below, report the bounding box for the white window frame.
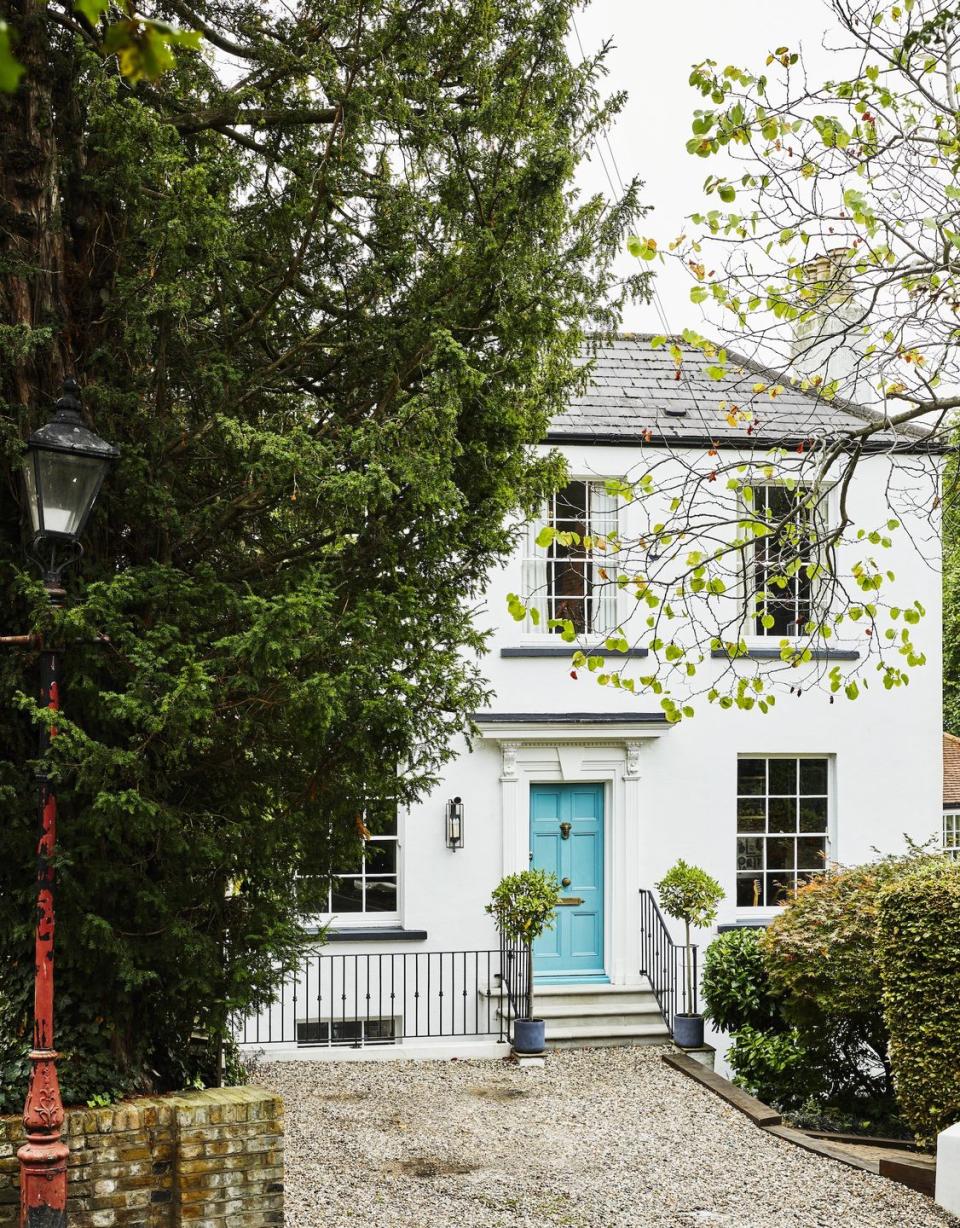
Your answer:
[735,754,836,917]
[307,802,403,928]
[945,810,960,860]
[519,478,620,639]
[743,482,835,644]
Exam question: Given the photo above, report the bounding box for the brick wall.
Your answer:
[0,1086,283,1227]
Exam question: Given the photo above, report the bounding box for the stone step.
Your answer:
[483,982,656,1009]
[531,1000,662,1022]
[545,1020,671,1049]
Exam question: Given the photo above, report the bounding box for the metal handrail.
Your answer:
[234,948,510,1048]
[638,889,698,1036]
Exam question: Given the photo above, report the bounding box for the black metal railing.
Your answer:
[234,949,513,1049]
[499,934,530,1027]
[638,889,698,1036]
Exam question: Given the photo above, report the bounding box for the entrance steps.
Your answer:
[483,980,671,1050]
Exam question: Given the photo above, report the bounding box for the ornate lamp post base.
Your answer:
[19,1049,68,1228]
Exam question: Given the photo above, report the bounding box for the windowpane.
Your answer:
[737,757,830,909]
[797,837,828,870]
[769,760,797,795]
[331,876,363,911]
[366,841,397,874]
[737,798,765,832]
[366,801,398,836]
[364,881,397,913]
[737,837,764,872]
[737,873,765,908]
[799,759,828,794]
[798,797,828,832]
[768,797,796,833]
[767,873,794,905]
[766,837,795,871]
[737,759,766,795]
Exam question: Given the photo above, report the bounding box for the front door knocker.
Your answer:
[559,821,572,840]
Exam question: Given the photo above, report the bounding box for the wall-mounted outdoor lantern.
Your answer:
[445,796,464,850]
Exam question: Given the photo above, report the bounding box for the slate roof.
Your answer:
[944,732,960,809]
[548,334,930,450]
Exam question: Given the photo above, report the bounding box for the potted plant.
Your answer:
[655,859,725,1049]
[486,868,563,1054]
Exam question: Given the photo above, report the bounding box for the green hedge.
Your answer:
[877,857,960,1146]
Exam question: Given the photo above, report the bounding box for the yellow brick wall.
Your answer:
[0,1086,283,1227]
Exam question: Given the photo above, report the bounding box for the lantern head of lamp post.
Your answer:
[22,379,119,584]
[445,796,464,850]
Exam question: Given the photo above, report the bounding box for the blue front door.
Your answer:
[530,784,605,979]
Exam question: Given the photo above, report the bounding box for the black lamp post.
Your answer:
[15,379,117,1228]
[22,378,119,588]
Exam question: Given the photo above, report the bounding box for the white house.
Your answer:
[239,335,943,1060]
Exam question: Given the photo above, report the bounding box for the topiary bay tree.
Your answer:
[0,0,647,1105]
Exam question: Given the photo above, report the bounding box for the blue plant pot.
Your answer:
[513,1018,545,1054]
[673,1013,704,1049]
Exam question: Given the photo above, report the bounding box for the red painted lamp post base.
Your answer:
[17,641,67,1228]
[19,1049,68,1228]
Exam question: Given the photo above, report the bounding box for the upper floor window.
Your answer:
[736,756,829,907]
[523,480,618,636]
[751,484,819,636]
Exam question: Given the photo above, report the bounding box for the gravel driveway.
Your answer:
[255,1046,956,1228]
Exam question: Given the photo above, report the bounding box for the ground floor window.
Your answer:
[299,799,400,917]
[736,757,829,907]
[296,1017,397,1048]
[945,811,960,860]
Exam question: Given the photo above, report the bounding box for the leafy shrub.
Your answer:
[727,1024,819,1110]
[760,856,923,1033]
[707,849,939,1129]
[877,857,960,1146]
[756,850,935,1115]
[702,928,781,1033]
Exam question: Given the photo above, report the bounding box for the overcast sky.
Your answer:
[572,1,840,335]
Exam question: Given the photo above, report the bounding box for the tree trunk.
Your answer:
[0,1,72,413]
[525,940,534,1022]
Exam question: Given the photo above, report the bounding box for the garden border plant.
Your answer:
[655,859,724,1048]
[487,868,563,1054]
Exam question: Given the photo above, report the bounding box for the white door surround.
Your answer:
[476,715,669,986]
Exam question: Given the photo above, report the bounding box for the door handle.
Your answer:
[561,877,571,888]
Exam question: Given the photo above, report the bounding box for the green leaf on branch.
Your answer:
[103,19,201,83]
[0,21,24,93]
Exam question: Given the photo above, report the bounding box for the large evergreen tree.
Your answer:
[0,0,645,1102]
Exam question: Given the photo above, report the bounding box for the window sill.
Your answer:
[501,646,648,658]
[711,646,860,661]
[303,924,428,943]
[718,918,776,931]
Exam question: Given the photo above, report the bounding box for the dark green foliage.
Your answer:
[726,1025,819,1111]
[877,857,960,1146]
[701,928,779,1033]
[0,0,647,1103]
[944,454,960,734]
[712,852,940,1131]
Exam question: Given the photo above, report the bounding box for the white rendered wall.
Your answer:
[257,437,943,1051]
